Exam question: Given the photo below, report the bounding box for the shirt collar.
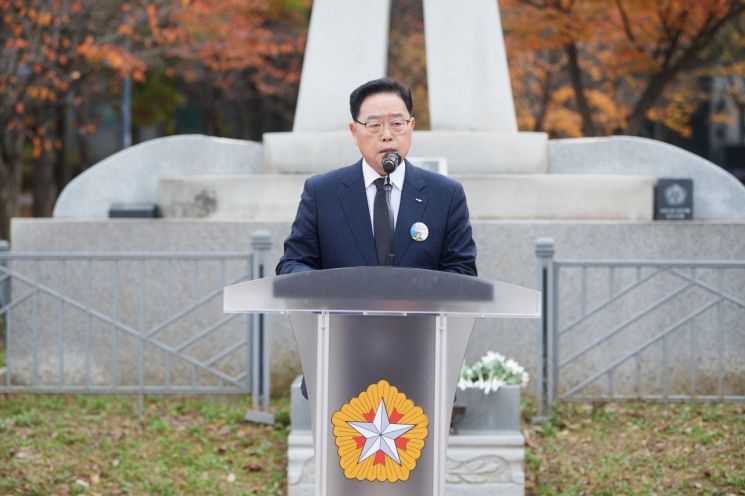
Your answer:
[362,158,406,190]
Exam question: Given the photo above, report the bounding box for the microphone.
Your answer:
[382,151,402,174]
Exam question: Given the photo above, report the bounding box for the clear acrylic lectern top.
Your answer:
[224,267,540,317]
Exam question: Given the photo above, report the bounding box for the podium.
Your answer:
[224,267,540,495]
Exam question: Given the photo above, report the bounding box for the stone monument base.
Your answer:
[263,130,549,174]
[157,173,656,221]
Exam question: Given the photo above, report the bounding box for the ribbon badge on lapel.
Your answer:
[410,222,429,242]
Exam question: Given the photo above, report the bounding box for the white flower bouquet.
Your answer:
[458,351,529,394]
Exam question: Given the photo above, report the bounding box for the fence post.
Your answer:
[0,240,8,387]
[246,230,274,424]
[534,238,555,423]
[0,240,8,347]
[0,240,8,311]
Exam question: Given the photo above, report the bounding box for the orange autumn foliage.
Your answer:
[502,0,745,137]
[0,0,309,236]
[169,0,308,97]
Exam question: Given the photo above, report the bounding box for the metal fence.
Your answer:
[0,232,272,416]
[535,238,745,419]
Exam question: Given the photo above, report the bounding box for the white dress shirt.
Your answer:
[362,159,405,235]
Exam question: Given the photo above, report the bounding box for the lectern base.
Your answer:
[287,377,526,496]
[287,430,525,496]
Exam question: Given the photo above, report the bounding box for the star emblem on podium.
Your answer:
[348,398,415,465]
[331,379,428,482]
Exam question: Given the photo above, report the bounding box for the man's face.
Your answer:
[349,92,415,176]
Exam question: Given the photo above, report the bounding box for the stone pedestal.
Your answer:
[446,433,525,496]
[453,385,522,433]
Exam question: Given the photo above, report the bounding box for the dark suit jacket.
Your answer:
[276,160,477,276]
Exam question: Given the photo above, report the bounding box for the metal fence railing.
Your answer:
[0,231,272,417]
[535,238,745,420]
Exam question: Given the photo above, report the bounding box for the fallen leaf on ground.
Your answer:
[243,463,263,472]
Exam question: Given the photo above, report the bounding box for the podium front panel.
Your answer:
[290,313,476,495]
[327,315,435,494]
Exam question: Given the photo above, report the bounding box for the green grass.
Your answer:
[523,401,745,495]
[0,395,290,495]
[1,394,743,495]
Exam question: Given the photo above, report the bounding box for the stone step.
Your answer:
[460,173,655,221]
[263,130,549,174]
[158,172,655,221]
[158,174,304,221]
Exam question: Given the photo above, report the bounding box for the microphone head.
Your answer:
[382,151,402,174]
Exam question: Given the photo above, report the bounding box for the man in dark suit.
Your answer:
[278,78,477,399]
[277,78,477,276]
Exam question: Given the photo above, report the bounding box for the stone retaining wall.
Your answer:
[9,218,745,397]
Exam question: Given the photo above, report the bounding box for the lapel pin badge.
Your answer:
[410,222,429,242]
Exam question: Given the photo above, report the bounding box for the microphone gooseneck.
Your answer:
[382,151,402,174]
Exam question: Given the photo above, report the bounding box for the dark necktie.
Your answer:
[373,177,394,266]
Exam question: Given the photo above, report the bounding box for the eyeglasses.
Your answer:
[354,117,413,135]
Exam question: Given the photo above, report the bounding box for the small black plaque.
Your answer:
[109,202,159,218]
[655,178,693,220]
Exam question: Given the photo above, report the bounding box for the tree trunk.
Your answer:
[33,147,56,218]
[0,131,24,241]
[202,82,217,136]
[247,84,263,141]
[623,59,687,136]
[54,104,69,194]
[77,132,91,172]
[132,125,141,145]
[210,84,221,136]
[0,161,12,241]
[623,5,745,135]
[564,41,597,137]
[534,69,554,133]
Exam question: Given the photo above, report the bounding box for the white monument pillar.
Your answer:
[264,0,541,175]
[293,0,392,132]
[423,0,517,132]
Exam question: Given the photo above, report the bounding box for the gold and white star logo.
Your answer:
[349,398,415,465]
[331,379,428,482]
